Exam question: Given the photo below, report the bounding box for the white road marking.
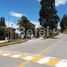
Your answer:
[24,56,34,61]
[1,50,67,67]
[2,53,10,56]
[11,54,21,58]
[37,57,54,64]
[56,59,67,67]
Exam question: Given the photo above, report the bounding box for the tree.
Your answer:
[60,14,67,32]
[18,16,35,30]
[39,0,60,31]
[18,16,35,38]
[0,17,6,40]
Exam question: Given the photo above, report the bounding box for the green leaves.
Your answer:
[0,17,6,40]
[0,26,6,30]
[60,14,67,31]
[39,0,59,29]
[18,16,35,30]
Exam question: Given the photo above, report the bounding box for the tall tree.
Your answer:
[60,14,67,32]
[0,17,6,40]
[18,16,35,38]
[39,0,60,30]
[18,16,35,30]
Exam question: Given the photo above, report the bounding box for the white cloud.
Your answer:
[38,0,67,6]
[6,21,18,29]
[38,0,41,2]
[31,21,40,28]
[6,20,40,28]
[56,0,67,6]
[6,21,21,34]
[10,11,23,18]
[5,20,40,33]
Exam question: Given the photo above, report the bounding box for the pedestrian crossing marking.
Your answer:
[0,50,67,67]
[10,54,21,58]
[30,56,42,62]
[23,56,34,61]
[37,57,51,64]
[46,58,61,66]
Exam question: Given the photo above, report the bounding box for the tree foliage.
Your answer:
[18,16,35,30]
[18,16,35,38]
[60,14,67,32]
[0,17,6,40]
[39,0,60,30]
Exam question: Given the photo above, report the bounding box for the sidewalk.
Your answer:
[55,33,64,38]
[0,40,8,43]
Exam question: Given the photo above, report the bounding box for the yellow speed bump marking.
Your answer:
[0,50,66,67]
[18,42,59,67]
[30,56,42,62]
[18,56,42,67]
[19,61,29,67]
[46,58,61,66]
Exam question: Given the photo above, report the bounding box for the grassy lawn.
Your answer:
[0,39,27,47]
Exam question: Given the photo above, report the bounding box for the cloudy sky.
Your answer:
[0,0,67,28]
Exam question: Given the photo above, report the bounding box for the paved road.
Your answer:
[0,34,67,67]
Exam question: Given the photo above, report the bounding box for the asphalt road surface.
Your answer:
[0,34,67,67]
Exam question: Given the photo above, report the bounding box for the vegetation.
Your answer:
[0,17,6,40]
[39,0,60,37]
[18,16,35,38]
[18,16,35,30]
[0,39,27,47]
[0,0,66,42]
[60,14,67,32]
